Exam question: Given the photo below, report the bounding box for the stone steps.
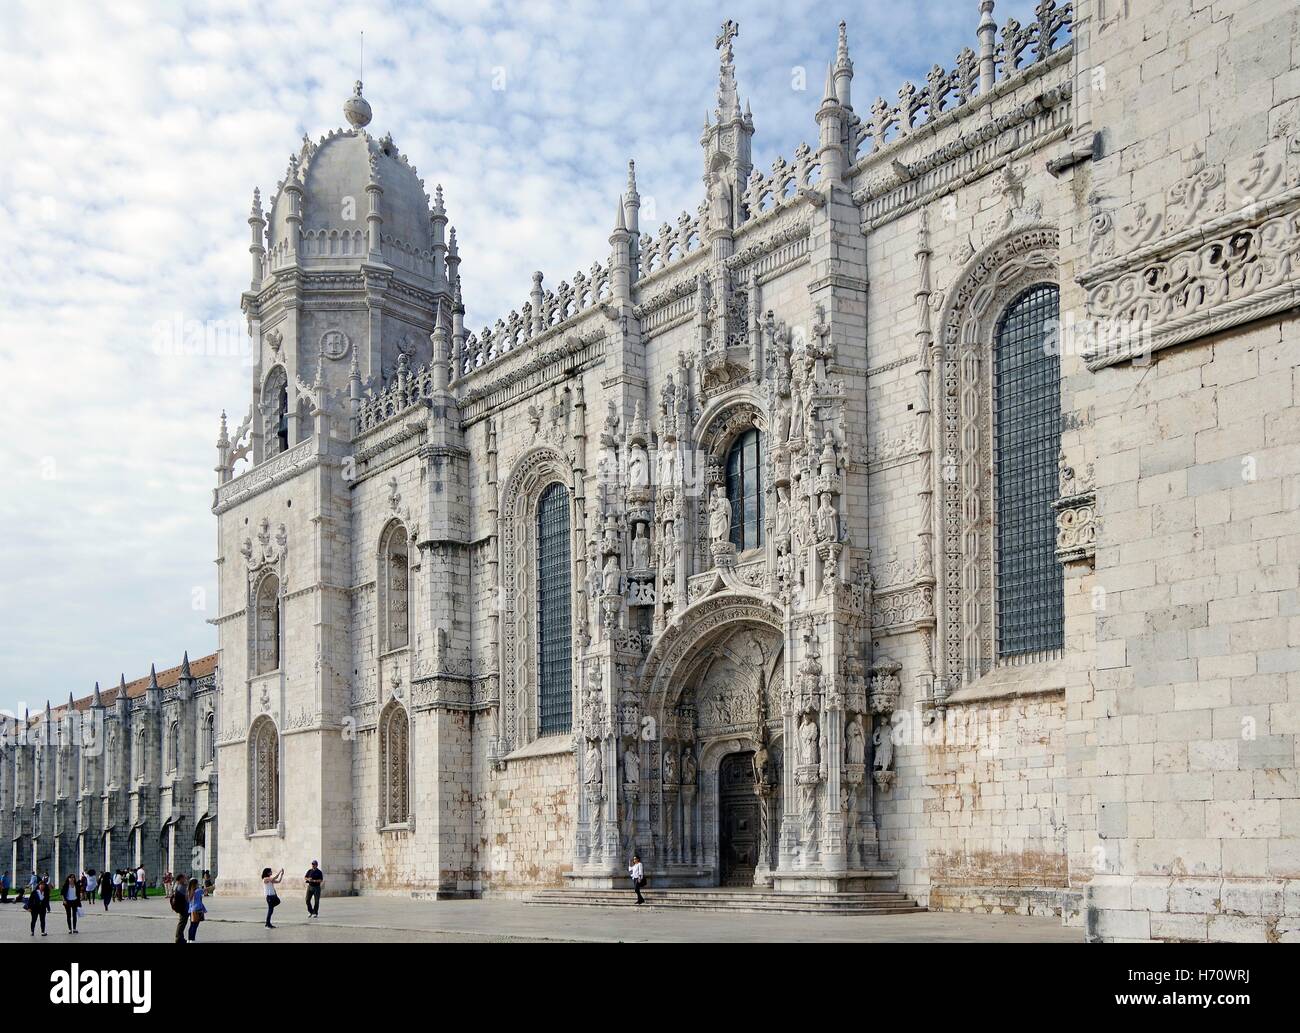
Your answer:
[524,888,926,915]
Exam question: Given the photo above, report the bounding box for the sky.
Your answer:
[0,0,1040,715]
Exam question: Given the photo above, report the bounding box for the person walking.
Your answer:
[60,875,81,933]
[261,867,284,928]
[628,855,646,905]
[136,864,147,900]
[113,869,124,902]
[127,866,137,901]
[304,861,323,918]
[1,870,9,903]
[186,878,206,942]
[85,870,97,904]
[170,873,190,944]
[203,870,214,896]
[27,878,48,936]
[163,871,173,899]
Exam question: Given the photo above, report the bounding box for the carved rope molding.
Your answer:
[1081,183,1300,370]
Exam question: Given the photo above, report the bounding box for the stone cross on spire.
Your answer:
[714,19,741,118]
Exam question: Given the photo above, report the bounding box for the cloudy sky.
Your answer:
[0,0,1038,715]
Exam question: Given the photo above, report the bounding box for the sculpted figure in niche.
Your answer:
[681,747,697,785]
[658,444,678,487]
[708,485,732,543]
[602,555,621,596]
[623,744,640,786]
[628,442,649,488]
[799,714,819,769]
[663,747,677,784]
[789,384,804,440]
[775,486,791,545]
[816,492,838,543]
[585,740,603,784]
[872,722,894,774]
[631,526,650,570]
[846,716,865,766]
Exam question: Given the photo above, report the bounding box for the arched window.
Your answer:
[167,721,179,772]
[380,523,410,652]
[262,367,290,458]
[536,482,572,735]
[254,573,281,675]
[725,429,763,552]
[203,712,215,767]
[135,728,148,781]
[379,702,410,826]
[994,284,1064,657]
[249,717,279,832]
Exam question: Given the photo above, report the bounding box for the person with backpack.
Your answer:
[60,874,81,933]
[170,873,190,944]
[186,878,206,942]
[261,867,284,928]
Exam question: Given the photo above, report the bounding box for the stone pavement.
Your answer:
[0,896,1083,943]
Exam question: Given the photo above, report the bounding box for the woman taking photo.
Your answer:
[186,877,206,941]
[61,874,81,933]
[261,867,284,928]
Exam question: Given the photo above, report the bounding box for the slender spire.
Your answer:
[147,663,159,690]
[180,651,192,679]
[92,681,102,707]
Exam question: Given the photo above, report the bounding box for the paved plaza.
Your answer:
[0,896,1083,944]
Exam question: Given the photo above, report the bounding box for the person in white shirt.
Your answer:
[628,855,645,905]
[136,866,147,901]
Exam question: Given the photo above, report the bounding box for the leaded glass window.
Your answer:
[725,429,763,552]
[994,284,1064,657]
[536,482,572,735]
[380,703,409,826]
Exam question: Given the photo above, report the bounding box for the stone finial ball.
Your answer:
[345,81,372,129]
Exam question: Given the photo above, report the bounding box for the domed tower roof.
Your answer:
[265,82,438,281]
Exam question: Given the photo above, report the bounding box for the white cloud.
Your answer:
[0,0,1041,712]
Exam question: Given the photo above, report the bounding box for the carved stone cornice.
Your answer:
[1080,183,1300,369]
[213,438,317,515]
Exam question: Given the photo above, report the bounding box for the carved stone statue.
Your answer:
[789,384,804,440]
[628,443,649,488]
[681,748,697,785]
[776,486,791,544]
[585,740,603,784]
[799,714,819,769]
[663,747,677,784]
[631,526,650,569]
[623,744,640,786]
[872,722,894,775]
[815,492,838,543]
[846,716,865,766]
[601,555,621,596]
[658,444,678,486]
[708,485,732,543]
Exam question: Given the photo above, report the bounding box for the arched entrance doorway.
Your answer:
[635,592,787,888]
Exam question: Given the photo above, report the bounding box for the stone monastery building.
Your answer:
[5,0,1300,943]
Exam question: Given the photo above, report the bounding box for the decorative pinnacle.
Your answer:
[433,183,445,215]
[626,159,639,201]
[250,188,263,217]
[344,79,373,129]
[836,21,853,75]
[147,663,159,690]
[180,651,192,679]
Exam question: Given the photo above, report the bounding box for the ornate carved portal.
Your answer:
[632,600,785,887]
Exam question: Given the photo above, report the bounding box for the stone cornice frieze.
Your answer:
[213,438,317,515]
[1080,183,1300,369]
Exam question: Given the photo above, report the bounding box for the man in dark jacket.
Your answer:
[171,873,190,944]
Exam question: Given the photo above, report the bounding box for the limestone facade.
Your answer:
[86,0,1297,943]
[0,655,219,885]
